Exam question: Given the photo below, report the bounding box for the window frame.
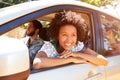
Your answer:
[0,5,97,51]
[98,12,120,56]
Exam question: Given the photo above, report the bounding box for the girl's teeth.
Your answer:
[65,43,71,46]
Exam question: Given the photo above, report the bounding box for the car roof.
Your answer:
[0,0,119,25]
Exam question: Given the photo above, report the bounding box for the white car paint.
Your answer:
[28,64,105,80]
[0,36,29,77]
[0,0,120,80]
[0,0,119,25]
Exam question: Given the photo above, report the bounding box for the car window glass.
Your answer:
[1,25,26,39]
[100,14,120,56]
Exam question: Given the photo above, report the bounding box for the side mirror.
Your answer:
[0,37,30,80]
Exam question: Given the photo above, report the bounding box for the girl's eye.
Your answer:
[62,34,67,36]
[61,34,68,38]
[61,34,76,37]
[72,34,76,37]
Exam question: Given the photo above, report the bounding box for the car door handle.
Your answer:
[85,73,102,80]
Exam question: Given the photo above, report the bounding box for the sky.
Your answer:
[100,1,120,18]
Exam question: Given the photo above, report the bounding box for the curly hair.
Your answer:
[48,11,88,45]
[30,20,43,34]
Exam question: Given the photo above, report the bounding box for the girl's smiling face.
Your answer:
[58,25,77,51]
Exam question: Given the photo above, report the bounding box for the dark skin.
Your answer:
[32,11,108,70]
[33,25,108,70]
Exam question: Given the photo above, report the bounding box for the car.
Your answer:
[0,0,120,80]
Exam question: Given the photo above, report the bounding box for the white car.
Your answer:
[0,0,120,80]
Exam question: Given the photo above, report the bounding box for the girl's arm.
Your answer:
[60,48,108,66]
[33,51,87,69]
[78,48,108,66]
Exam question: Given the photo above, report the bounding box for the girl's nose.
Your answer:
[66,36,72,42]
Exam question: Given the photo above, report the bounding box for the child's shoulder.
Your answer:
[43,41,53,45]
[77,41,84,45]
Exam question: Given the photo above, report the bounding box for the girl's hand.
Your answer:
[60,50,71,58]
[60,51,81,58]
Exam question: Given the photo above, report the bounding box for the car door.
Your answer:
[0,1,107,80]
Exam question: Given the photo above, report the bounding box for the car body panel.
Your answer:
[105,56,120,80]
[0,0,117,25]
[0,36,30,80]
[28,64,105,80]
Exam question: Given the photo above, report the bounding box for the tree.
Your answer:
[0,0,27,8]
[81,0,114,7]
[80,0,120,19]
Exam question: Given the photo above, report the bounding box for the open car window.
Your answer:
[1,10,93,50]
